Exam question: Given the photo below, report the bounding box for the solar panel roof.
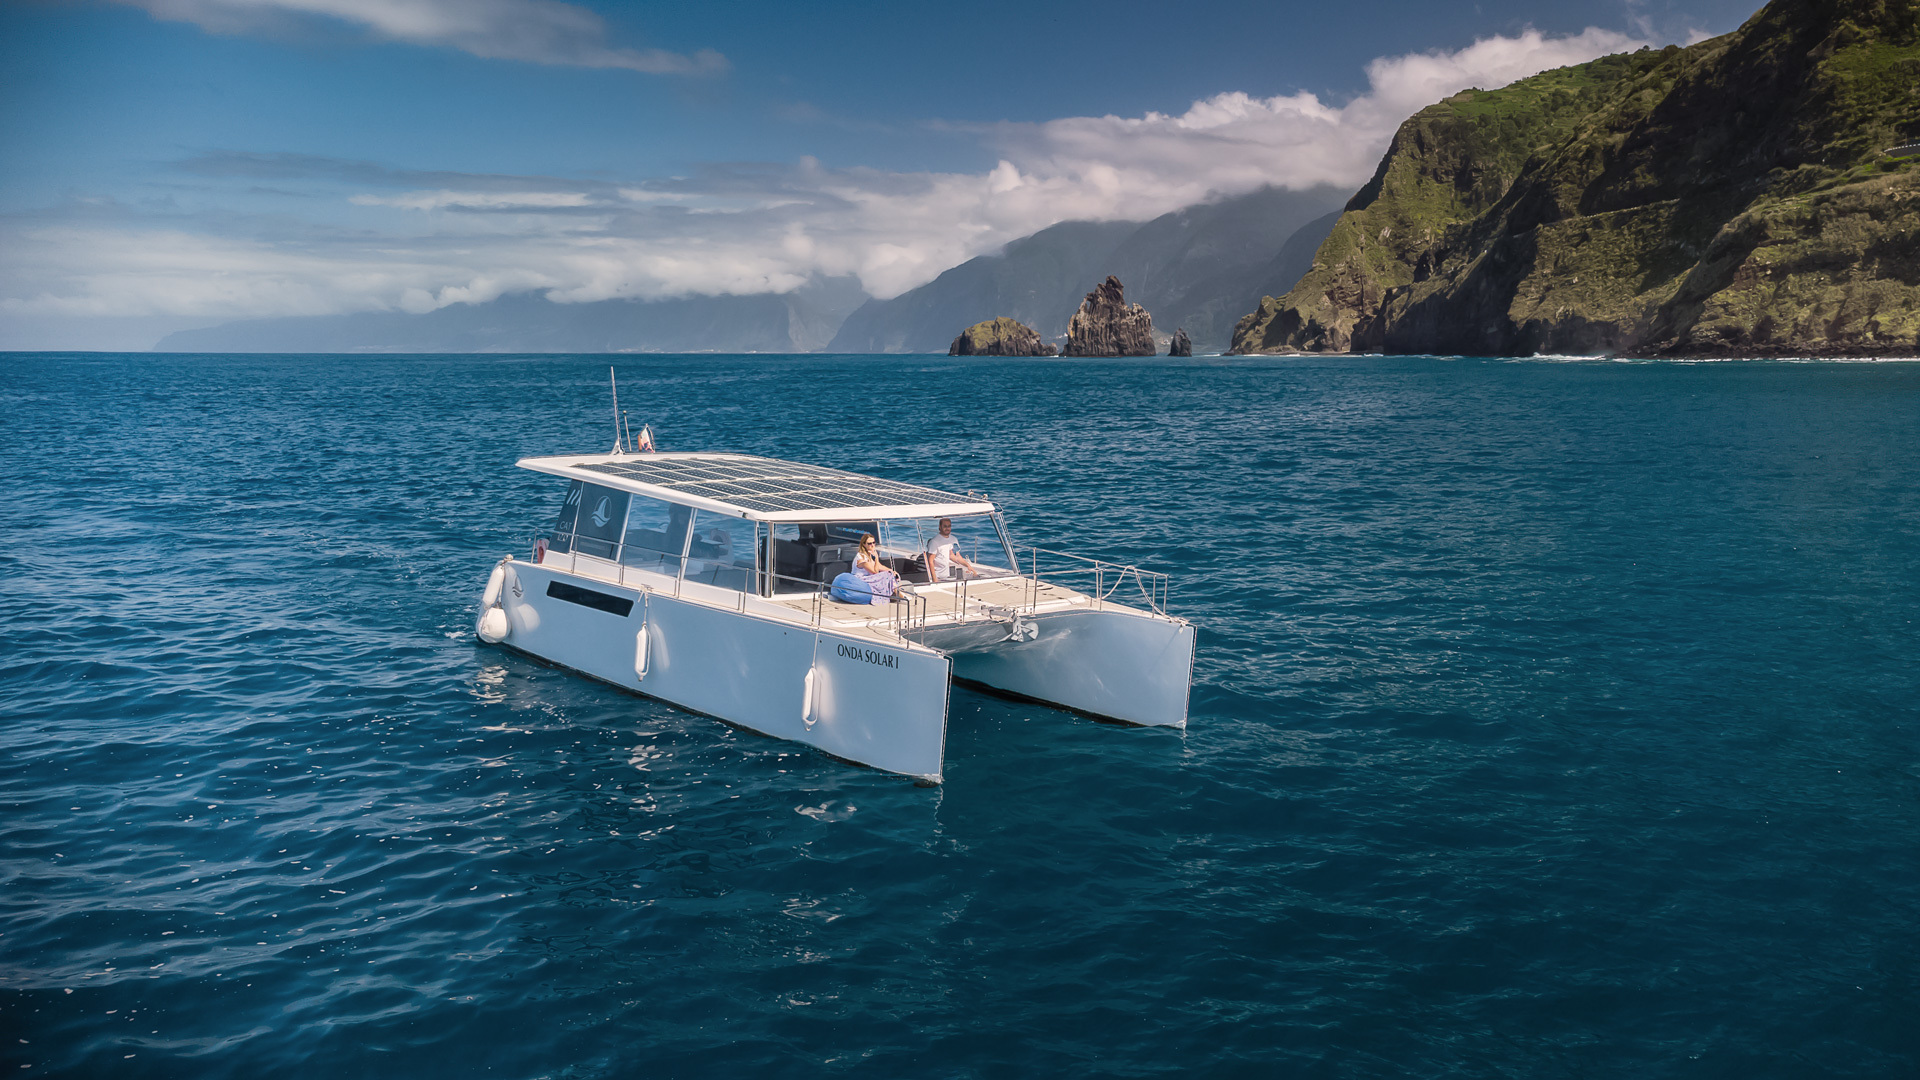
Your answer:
[516,453,995,521]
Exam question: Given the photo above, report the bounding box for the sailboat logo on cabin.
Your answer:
[590,497,612,529]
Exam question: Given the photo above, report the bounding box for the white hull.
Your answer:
[950,608,1195,727]
[476,444,1198,780]
[495,560,952,781]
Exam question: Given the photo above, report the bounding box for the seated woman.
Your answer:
[848,532,899,604]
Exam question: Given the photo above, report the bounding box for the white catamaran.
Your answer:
[475,434,1194,782]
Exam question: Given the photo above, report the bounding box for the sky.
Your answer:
[0,0,1765,349]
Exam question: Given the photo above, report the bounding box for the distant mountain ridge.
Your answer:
[154,276,869,354]
[154,189,1349,356]
[829,186,1348,354]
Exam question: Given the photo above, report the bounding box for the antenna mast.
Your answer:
[609,367,625,454]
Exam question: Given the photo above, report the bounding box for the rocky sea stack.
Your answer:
[1167,328,1193,356]
[1063,276,1155,356]
[948,317,1056,356]
[1231,0,1920,358]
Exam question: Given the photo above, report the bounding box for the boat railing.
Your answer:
[526,539,1172,635]
[1020,546,1171,618]
[526,541,932,643]
[764,569,930,646]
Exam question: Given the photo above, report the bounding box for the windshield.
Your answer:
[759,514,1012,594]
[880,514,1014,582]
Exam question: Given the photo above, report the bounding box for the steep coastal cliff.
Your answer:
[1063,276,1156,356]
[1231,0,1920,357]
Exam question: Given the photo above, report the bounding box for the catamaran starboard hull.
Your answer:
[949,608,1195,728]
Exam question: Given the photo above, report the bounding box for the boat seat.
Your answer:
[889,555,930,584]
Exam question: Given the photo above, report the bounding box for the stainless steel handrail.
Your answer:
[529,533,1175,630]
[1020,545,1172,617]
[763,568,928,645]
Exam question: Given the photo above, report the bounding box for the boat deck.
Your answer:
[767,575,1094,635]
[524,550,1142,651]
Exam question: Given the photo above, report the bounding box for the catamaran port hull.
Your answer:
[495,560,952,781]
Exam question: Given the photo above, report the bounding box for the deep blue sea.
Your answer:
[3,352,1918,1077]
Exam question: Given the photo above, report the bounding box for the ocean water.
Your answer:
[2,352,1917,1078]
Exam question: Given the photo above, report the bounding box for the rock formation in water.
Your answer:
[947,316,1057,356]
[1230,0,1920,358]
[827,187,1347,354]
[1062,276,1156,356]
[1167,328,1193,356]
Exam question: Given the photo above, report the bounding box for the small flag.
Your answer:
[636,424,656,453]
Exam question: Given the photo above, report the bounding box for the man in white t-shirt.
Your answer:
[925,517,982,581]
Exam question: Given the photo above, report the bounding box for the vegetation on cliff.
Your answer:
[948,317,1056,356]
[1231,0,1920,357]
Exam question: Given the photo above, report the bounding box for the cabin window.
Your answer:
[620,494,692,576]
[686,510,755,592]
[763,523,811,594]
[547,481,583,556]
[762,519,905,593]
[882,514,1014,581]
[569,483,629,561]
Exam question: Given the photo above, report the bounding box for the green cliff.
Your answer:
[948,316,1056,356]
[1231,0,1920,357]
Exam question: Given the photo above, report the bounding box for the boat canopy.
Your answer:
[517,453,996,523]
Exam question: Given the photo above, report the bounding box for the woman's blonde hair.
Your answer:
[859,533,876,547]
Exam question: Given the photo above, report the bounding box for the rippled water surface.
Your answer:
[3,352,1919,1077]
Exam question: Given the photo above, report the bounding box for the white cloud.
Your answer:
[349,190,598,211]
[1364,27,1644,114]
[115,0,727,74]
[3,26,1655,340]
[987,27,1647,221]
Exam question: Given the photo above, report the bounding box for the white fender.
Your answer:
[633,624,651,681]
[481,563,506,609]
[801,665,817,727]
[477,559,512,643]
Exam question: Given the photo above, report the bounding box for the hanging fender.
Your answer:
[632,593,653,681]
[481,562,507,609]
[801,632,822,728]
[476,557,512,643]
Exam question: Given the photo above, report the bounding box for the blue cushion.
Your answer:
[828,572,867,604]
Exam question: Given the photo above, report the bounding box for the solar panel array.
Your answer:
[575,455,976,514]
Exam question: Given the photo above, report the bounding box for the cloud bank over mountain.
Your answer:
[1,25,1650,347]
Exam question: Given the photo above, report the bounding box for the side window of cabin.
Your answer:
[569,484,629,560]
[766,523,810,592]
[548,481,583,554]
[621,495,692,574]
[686,510,755,592]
